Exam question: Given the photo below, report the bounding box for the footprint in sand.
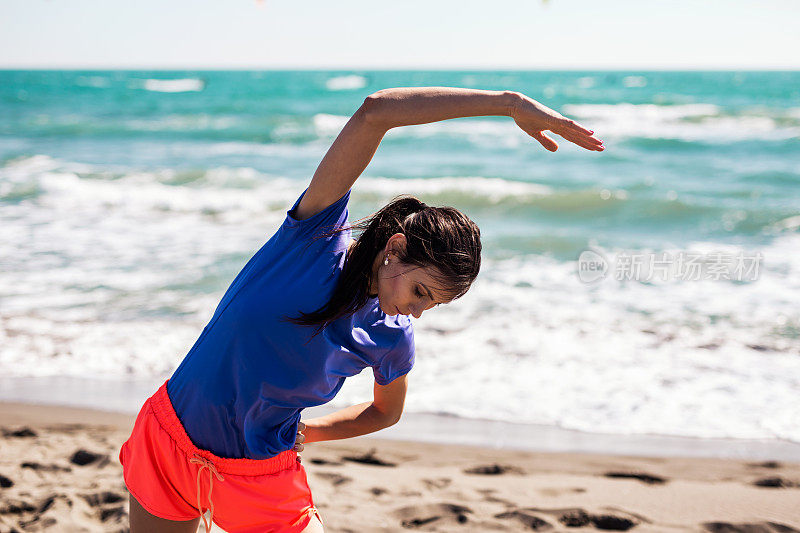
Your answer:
[37,495,60,514]
[477,488,516,507]
[590,514,639,531]
[341,448,397,467]
[526,507,641,531]
[703,521,799,532]
[422,478,451,490]
[494,509,553,530]
[748,461,781,469]
[82,491,125,507]
[314,472,352,486]
[463,463,524,475]
[51,423,88,434]
[538,487,587,497]
[69,449,108,467]
[99,506,127,523]
[79,491,129,525]
[0,499,37,514]
[559,509,592,527]
[309,458,344,466]
[21,462,72,473]
[20,515,58,529]
[15,494,73,529]
[603,471,667,485]
[752,476,797,488]
[2,427,37,438]
[393,503,472,528]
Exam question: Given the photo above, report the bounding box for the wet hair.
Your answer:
[285,194,481,338]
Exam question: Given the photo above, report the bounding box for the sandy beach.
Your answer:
[1,402,799,532]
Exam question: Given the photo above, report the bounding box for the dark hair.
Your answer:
[285,194,481,338]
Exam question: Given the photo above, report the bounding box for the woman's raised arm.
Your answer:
[292,87,603,221]
[365,87,603,152]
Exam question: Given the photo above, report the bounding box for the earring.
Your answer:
[384,254,389,266]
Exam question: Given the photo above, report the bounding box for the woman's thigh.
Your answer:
[129,494,200,533]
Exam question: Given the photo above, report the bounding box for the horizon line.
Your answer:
[2,65,799,72]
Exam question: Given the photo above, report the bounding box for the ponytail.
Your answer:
[285,194,480,339]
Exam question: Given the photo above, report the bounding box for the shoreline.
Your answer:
[2,399,800,532]
[2,375,800,462]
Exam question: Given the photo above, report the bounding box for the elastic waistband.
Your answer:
[149,380,299,476]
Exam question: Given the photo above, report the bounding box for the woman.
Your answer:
[119,86,603,533]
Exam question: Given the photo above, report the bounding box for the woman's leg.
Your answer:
[129,494,201,533]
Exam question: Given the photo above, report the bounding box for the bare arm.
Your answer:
[300,374,408,445]
[368,87,603,151]
[364,87,518,128]
[291,87,603,221]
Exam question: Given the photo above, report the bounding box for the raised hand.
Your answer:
[511,94,604,153]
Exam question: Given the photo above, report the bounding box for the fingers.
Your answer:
[559,117,595,137]
[559,130,605,151]
[532,129,604,152]
[294,421,306,452]
[532,131,558,152]
[551,116,604,151]
[550,118,604,151]
[519,115,604,152]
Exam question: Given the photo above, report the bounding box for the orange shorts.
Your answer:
[119,381,322,533]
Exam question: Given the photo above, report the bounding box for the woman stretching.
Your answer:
[119,86,604,533]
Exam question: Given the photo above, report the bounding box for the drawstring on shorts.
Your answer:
[190,454,224,532]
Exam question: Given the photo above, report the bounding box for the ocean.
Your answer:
[1,70,798,454]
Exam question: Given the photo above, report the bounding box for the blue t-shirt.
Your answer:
[167,187,415,459]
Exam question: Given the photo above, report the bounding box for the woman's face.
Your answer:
[369,233,449,319]
[377,260,448,319]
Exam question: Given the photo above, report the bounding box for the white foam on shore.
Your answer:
[325,75,367,91]
[355,175,553,203]
[0,155,560,207]
[563,103,800,142]
[312,113,350,136]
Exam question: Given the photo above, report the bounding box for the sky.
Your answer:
[1,0,799,70]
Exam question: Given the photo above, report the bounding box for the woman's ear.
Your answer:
[386,233,407,259]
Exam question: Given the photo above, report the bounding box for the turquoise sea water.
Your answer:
[1,70,799,444]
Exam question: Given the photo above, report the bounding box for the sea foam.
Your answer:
[325,75,368,91]
[2,156,798,443]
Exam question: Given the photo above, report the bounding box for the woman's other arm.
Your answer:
[292,87,603,221]
[300,374,408,444]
